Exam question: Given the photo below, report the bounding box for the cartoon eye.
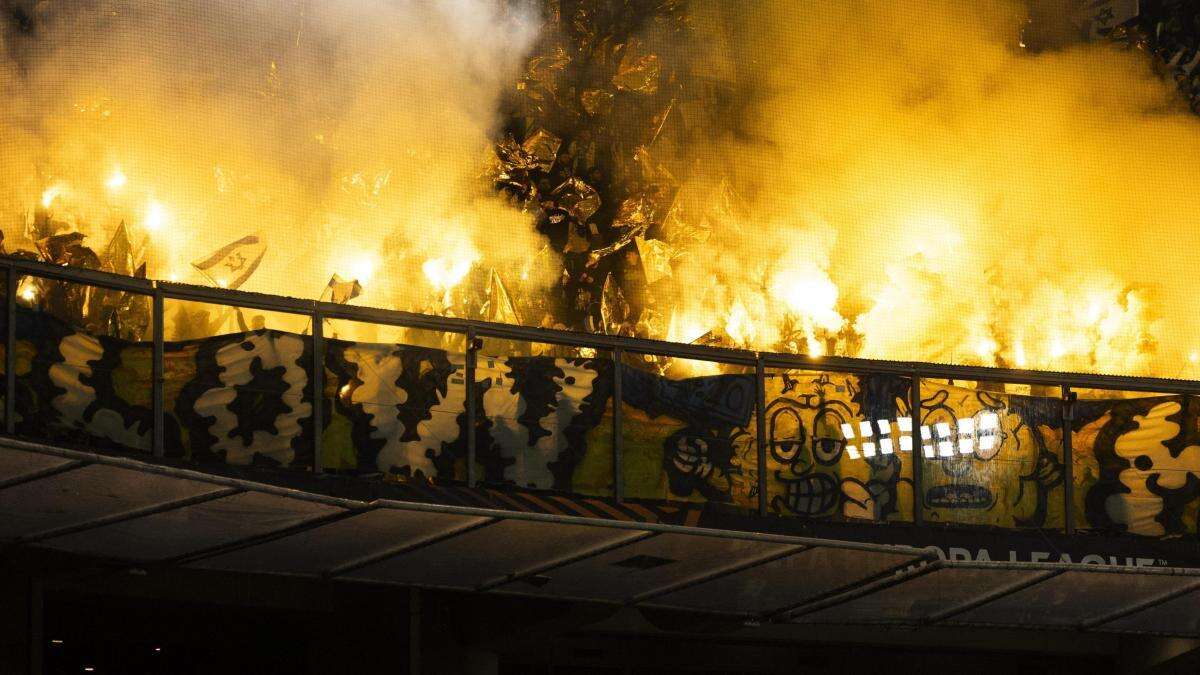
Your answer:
[811,411,846,465]
[768,406,806,464]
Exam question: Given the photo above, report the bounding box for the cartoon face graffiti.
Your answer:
[921,387,1003,510]
[917,383,1067,530]
[768,398,841,516]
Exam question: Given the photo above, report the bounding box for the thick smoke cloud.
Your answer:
[650,0,1200,377]
[0,0,546,312]
[4,1,1200,379]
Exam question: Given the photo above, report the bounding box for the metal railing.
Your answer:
[4,254,1199,534]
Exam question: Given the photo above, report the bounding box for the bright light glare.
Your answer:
[978,412,1000,452]
[422,257,472,291]
[897,417,913,452]
[957,417,975,454]
[935,422,954,457]
[346,255,377,283]
[144,201,168,232]
[106,168,127,190]
[18,278,37,302]
[41,184,66,208]
[920,425,935,458]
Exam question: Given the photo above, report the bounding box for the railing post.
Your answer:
[5,265,15,435]
[1062,385,1076,534]
[910,372,924,526]
[612,347,624,501]
[151,286,164,457]
[755,354,767,516]
[465,326,478,487]
[312,308,324,474]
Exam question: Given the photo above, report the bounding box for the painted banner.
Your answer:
[919,381,1065,529]
[4,307,1200,539]
[761,370,914,523]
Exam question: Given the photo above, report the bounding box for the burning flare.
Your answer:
[2,1,1199,378]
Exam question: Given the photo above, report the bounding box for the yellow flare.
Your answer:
[344,255,377,284]
[17,276,38,303]
[144,201,168,232]
[41,184,67,209]
[422,257,472,291]
[808,336,825,358]
[975,338,998,360]
[667,312,710,345]
[106,169,127,191]
[1013,341,1028,368]
[724,301,753,346]
[1049,337,1067,360]
[768,266,842,333]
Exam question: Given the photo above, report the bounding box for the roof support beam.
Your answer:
[169,507,370,567]
[926,568,1064,624]
[326,517,499,578]
[630,544,808,607]
[13,487,241,545]
[1082,581,1200,631]
[0,459,86,490]
[476,530,656,592]
[768,555,938,622]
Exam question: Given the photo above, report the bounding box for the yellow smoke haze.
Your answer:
[651,0,1200,378]
[3,0,1200,379]
[0,0,548,312]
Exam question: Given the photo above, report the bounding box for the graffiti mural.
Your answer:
[8,306,1200,539]
[619,366,757,508]
[763,370,914,523]
[919,382,1065,528]
[1074,394,1200,537]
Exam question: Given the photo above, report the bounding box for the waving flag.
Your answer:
[191,233,266,289]
[325,273,363,305]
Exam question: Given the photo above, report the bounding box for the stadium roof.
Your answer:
[3,437,1198,637]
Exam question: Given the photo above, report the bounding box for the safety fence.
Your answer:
[4,255,1200,539]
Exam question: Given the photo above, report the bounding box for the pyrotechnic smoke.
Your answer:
[643,0,1200,378]
[0,0,547,312]
[4,0,1200,380]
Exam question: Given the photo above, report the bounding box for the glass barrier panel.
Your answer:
[0,270,6,429]
[619,354,757,509]
[476,338,614,496]
[322,318,468,483]
[762,369,913,523]
[919,379,1064,529]
[324,321,466,353]
[161,298,313,469]
[1071,389,1200,538]
[13,274,153,453]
